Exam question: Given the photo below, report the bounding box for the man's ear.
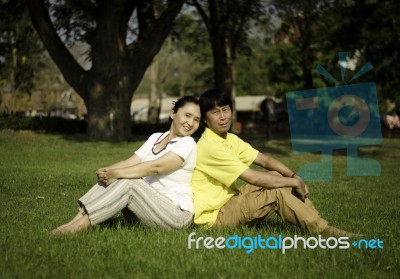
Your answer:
[170,110,175,119]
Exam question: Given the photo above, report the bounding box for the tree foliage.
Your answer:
[0,1,44,113]
[27,0,185,140]
[189,0,268,95]
[316,0,400,104]
[2,0,399,137]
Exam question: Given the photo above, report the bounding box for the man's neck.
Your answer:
[206,127,228,139]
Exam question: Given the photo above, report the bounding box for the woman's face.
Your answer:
[170,102,201,137]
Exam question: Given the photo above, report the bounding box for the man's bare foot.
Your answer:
[323,225,363,238]
[51,214,91,234]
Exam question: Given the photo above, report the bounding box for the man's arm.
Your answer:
[239,152,308,200]
[253,152,295,177]
[239,168,306,198]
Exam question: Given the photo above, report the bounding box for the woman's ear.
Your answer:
[170,110,175,119]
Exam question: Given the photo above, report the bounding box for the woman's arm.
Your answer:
[97,152,184,186]
[97,133,158,173]
[96,154,142,183]
[99,154,142,171]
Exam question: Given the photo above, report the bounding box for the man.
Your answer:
[191,89,358,236]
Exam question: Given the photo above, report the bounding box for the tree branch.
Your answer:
[189,0,211,33]
[27,0,85,95]
[137,0,156,39]
[131,0,185,74]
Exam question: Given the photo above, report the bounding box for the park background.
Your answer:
[1,0,399,278]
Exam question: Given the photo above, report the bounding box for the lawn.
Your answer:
[0,130,399,278]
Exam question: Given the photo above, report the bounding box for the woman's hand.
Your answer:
[96,168,117,186]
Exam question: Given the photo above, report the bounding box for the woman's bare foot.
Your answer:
[51,208,86,234]
[69,208,85,223]
[51,214,91,234]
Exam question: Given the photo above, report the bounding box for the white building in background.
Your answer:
[130,95,283,123]
[130,96,177,123]
[235,95,266,111]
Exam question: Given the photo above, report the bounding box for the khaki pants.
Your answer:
[213,184,328,234]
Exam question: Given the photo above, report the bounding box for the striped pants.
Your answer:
[78,179,193,229]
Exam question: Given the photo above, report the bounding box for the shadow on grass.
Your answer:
[97,209,142,230]
[97,210,306,238]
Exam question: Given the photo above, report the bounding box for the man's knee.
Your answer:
[275,187,296,199]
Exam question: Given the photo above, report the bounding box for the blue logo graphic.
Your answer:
[286,52,382,181]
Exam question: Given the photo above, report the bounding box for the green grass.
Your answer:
[0,130,399,278]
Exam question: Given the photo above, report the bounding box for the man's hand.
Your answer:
[292,183,306,201]
[292,174,308,201]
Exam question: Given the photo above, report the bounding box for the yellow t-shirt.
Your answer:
[191,128,259,227]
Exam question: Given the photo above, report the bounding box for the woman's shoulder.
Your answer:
[176,136,196,145]
[150,132,164,137]
[147,132,165,142]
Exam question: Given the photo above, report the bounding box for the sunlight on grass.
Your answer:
[0,130,399,278]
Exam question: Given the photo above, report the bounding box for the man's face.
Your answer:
[205,105,232,137]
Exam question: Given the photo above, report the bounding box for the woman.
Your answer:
[52,96,201,233]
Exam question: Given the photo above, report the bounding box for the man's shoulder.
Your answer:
[226,132,248,146]
[198,129,221,143]
[226,132,241,141]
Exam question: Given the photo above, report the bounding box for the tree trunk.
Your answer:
[298,11,314,89]
[27,0,184,140]
[229,47,238,133]
[10,35,17,114]
[209,28,233,95]
[148,57,161,125]
[85,89,132,141]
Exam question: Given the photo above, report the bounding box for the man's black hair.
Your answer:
[199,89,232,122]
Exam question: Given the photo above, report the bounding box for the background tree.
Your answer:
[316,0,400,108]
[270,0,333,90]
[0,1,44,115]
[32,51,80,116]
[189,0,268,129]
[134,10,211,124]
[27,0,185,140]
[169,9,214,95]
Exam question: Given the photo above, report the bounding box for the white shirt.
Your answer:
[135,131,196,213]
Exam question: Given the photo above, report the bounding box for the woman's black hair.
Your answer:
[199,89,232,122]
[169,96,200,122]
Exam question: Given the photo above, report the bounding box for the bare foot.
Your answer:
[323,225,363,238]
[51,208,86,234]
[69,208,85,223]
[51,214,91,234]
